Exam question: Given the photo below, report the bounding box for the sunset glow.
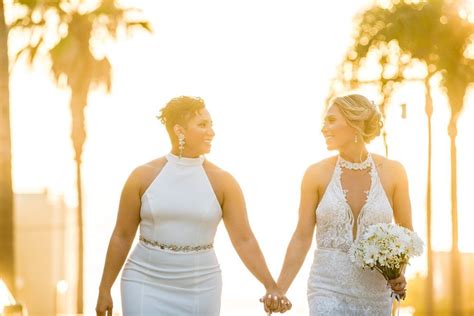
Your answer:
[5,0,474,314]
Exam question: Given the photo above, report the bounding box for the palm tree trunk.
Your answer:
[380,97,388,158]
[382,129,388,157]
[0,0,15,295]
[448,117,462,315]
[424,77,434,315]
[70,85,87,314]
[75,152,84,314]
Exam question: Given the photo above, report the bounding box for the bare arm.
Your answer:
[221,172,279,293]
[96,168,143,315]
[388,161,413,296]
[277,166,319,294]
[392,162,413,230]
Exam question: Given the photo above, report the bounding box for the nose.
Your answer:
[208,126,215,137]
[321,122,328,134]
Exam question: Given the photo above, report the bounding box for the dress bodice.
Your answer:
[139,153,222,247]
[315,154,394,252]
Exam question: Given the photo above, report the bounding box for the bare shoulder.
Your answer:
[305,156,338,181]
[130,157,168,196]
[132,156,167,178]
[203,160,238,205]
[371,153,406,176]
[308,155,337,172]
[203,159,236,187]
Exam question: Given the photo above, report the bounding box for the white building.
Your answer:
[14,192,76,316]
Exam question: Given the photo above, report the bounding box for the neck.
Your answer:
[171,146,201,158]
[339,144,368,163]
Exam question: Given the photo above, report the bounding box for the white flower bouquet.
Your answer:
[349,223,424,299]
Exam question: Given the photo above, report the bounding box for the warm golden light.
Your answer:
[5,0,474,314]
[56,280,68,295]
[0,279,16,314]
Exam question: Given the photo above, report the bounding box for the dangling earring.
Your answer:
[354,135,358,144]
[178,135,185,158]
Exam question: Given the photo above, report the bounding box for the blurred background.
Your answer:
[1,0,473,315]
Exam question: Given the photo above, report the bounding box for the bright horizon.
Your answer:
[7,0,474,314]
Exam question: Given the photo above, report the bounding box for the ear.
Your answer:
[173,124,185,138]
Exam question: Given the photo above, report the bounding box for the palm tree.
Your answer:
[332,1,474,314]
[0,0,15,296]
[441,49,474,316]
[424,73,434,314]
[10,0,151,312]
[424,5,474,314]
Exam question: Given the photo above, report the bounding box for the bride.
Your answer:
[266,94,413,315]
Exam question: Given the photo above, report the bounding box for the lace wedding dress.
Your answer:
[307,154,393,315]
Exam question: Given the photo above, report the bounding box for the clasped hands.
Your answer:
[257,273,407,314]
[259,287,292,314]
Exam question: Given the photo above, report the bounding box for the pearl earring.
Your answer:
[354,135,358,143]
[178,135,185,158]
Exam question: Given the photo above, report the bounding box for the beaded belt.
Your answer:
[139,235,213,252]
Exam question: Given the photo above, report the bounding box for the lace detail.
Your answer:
[309,155,394,314]
[338,152,372,170]
[315,156,392,250]
[309,295,391,316]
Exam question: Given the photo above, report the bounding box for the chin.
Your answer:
[326,143,341,151]
[202,145,212,154]
[325,142,335,151]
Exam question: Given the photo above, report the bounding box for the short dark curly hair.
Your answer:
[157,96,206,137]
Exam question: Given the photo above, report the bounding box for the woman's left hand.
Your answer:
[259,288,292,314]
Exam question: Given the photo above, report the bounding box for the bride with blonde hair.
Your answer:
[264,94,414,315]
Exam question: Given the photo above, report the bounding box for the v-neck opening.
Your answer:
[336,156,376,241]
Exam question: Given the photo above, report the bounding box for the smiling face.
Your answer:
[176,108,215,156]
[321,104,356,151]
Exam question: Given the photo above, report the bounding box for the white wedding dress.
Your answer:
[307,154,393,315]
[121,153,222,315]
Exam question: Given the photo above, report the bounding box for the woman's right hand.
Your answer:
[388,274,407,298]
[96,290,113,316]
[260,289,292,314]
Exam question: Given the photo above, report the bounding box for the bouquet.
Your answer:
[349,223,424,300]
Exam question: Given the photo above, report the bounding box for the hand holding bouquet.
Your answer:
[349,223,424,300]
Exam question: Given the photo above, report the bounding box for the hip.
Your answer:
[122,242,221,279]
[308,248,390,298]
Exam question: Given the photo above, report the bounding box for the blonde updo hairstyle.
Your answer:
[331,94,383,143]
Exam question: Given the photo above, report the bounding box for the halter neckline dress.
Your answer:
[121,153,222,315]
[307,154,394,315]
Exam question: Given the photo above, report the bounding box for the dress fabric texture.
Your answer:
[307,155,394,315]
[121,153,222,316]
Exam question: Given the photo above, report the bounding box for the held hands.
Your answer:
[259,287,292,314]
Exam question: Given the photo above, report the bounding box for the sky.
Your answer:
[6,0,474,314]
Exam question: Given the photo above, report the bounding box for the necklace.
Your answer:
[338,152,371,170]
